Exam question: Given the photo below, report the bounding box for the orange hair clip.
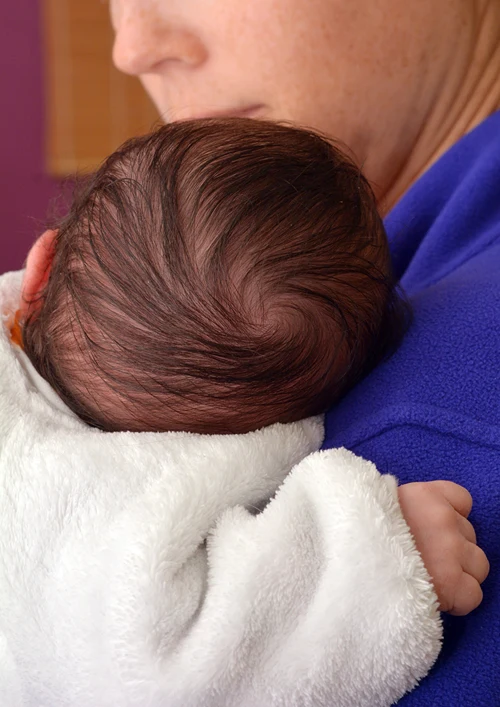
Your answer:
[9,310,24,349]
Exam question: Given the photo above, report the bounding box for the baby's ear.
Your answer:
[20,229,57,318]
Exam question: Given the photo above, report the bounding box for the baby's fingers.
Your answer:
[462,542,490,586]
[449,572,484,616]
[457,514,476,544]
[449,544,489,616]
[431,480,473,518]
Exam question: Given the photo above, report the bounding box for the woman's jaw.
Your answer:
[111,0,500,212]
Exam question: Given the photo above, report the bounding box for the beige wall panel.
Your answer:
[43,0,159,176]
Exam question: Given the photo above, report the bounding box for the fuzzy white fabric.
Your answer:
[0,270,442,707]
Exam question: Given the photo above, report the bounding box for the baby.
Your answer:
[6,119,487,706]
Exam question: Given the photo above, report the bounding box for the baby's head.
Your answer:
[23,119,406,434]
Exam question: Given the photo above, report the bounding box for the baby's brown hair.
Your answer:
[23,118,407,434]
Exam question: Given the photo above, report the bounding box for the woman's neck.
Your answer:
[383,0,500,213]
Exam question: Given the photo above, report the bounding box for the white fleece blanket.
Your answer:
[0,270,441,707]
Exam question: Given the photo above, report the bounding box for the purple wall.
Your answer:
[0,0,59,274]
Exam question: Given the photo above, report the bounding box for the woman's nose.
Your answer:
[112,9,207,76]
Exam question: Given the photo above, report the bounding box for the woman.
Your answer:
[110,0,500,704]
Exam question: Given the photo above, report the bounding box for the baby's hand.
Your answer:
[398,480,489,615]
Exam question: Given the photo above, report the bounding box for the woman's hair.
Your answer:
[23,118,409,434]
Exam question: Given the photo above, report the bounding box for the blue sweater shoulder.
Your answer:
[325,110,500,463]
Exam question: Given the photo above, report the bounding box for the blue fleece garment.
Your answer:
[323,111,500,707]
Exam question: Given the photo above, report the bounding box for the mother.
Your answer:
[110,1,500,704]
